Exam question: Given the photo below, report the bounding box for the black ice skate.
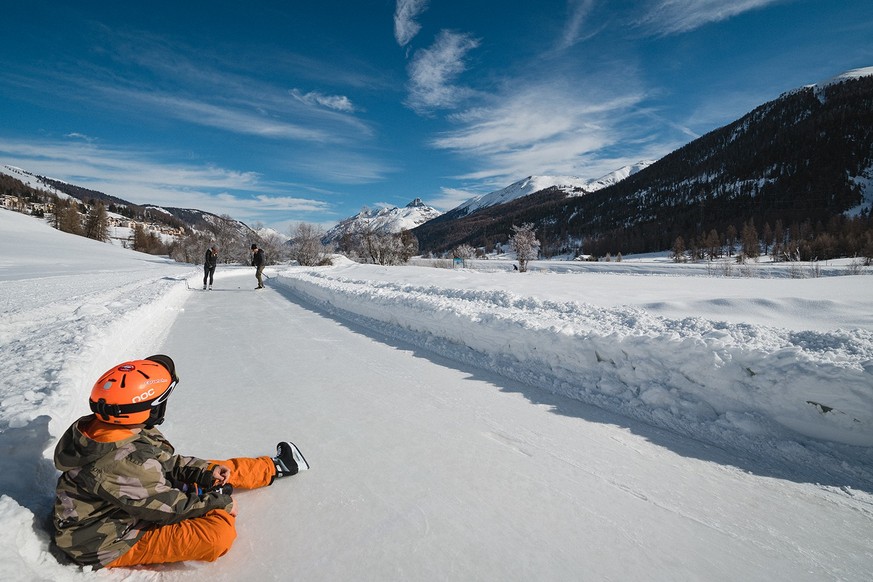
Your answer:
[273,441,309,478]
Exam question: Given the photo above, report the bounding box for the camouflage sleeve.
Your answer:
[166,454,215,489]
[95,455,232,526]
[146,430,215,488]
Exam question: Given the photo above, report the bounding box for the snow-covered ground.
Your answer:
[1,207,872,581]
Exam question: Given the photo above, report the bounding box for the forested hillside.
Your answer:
[414,75,873,261]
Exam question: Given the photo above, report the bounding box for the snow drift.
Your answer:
[273,265,873,447]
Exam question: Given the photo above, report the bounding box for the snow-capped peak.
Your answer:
[812,66,873,89]
[324,199,443,242]
[452,161,654,216]
[583,161,655,192]
[786,66,873,103]
[453,176,583,215]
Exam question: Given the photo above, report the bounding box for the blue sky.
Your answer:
[1,1,871,232]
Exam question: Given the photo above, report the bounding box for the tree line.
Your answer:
[9,178,869,268]
[602,215,873,264]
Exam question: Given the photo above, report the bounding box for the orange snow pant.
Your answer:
[108,456,275,568]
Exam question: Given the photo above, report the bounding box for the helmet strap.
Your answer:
[145,400,168,429]
[92,398,124,421]
[89,397,152,420]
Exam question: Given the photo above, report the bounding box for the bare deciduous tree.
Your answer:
[169,232,210,264]
[256,232,288,265]
[214,215,246,264]
[740,219,759,263]
[398,229,419,263]
[350,226,416,266]
[84,201,109,242]
[671,236,686,263]
[289,223,332,266]
[453,244,475,260]
[509,223,539,272]
[53,198,83,235]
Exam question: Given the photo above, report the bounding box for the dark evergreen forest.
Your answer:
[413,76,873,261]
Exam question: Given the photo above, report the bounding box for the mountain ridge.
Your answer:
[411,68,873,258]
[322,197,443,243]
[449,161,654,218]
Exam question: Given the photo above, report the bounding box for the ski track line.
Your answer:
[476,411,743,550]
[543,442,765,552]
[481,430,534,457]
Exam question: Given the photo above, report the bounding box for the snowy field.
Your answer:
[1,207,872,581]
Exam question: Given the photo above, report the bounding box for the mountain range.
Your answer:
[1,165,257,245]
[450,162,654,218]
[412,66,873,257]
[323,198,442,243]
[3,67,871,260]
[320,163,655,247]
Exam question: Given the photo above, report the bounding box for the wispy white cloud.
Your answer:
[428,186,479,211]
[64,133,97,143]
[422,64,688,190]
[406,30,481,114]
[557,0,597,51]
[99,68,372,143]
[248,193,333,213]
[289,148,400,185]
[108,27,389,96]
[429,78,683,186]
[113,90,338,142]
[2,30,375,146]
[290,89,358,112]
[394,0,430,47]
[638,0,785,35]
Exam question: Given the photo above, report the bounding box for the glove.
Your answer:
[202,483,234,496]
[171,479,233,497]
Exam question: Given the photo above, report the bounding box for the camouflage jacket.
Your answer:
[52,415,233,569]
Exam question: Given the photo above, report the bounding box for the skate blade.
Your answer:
[288,441,309,471]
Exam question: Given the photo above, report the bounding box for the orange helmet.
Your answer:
[88,355,178,427]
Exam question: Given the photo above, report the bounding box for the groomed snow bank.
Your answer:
[0,273,193,579]
[273,265,873,466]
[0,210,197,580]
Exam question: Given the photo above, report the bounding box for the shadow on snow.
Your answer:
[267,282,873,495]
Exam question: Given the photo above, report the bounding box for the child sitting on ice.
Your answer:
[51,355,308,569]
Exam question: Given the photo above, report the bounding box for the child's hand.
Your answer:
[227,499,238,517]
[212,464,231,485]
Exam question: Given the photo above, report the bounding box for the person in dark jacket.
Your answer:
[203,245,218,289]
[52,355,308,569]
[251,243,265,289]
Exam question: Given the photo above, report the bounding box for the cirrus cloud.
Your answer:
[638,0,785,35]
[429,79,672,186]
[405,30,481,114]
[394,0,429,47]
[290,89,357,112]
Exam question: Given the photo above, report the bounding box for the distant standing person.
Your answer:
[203,245,218,290]
[251,243,265,289]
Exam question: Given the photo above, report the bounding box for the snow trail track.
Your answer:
[146,271,872,582]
